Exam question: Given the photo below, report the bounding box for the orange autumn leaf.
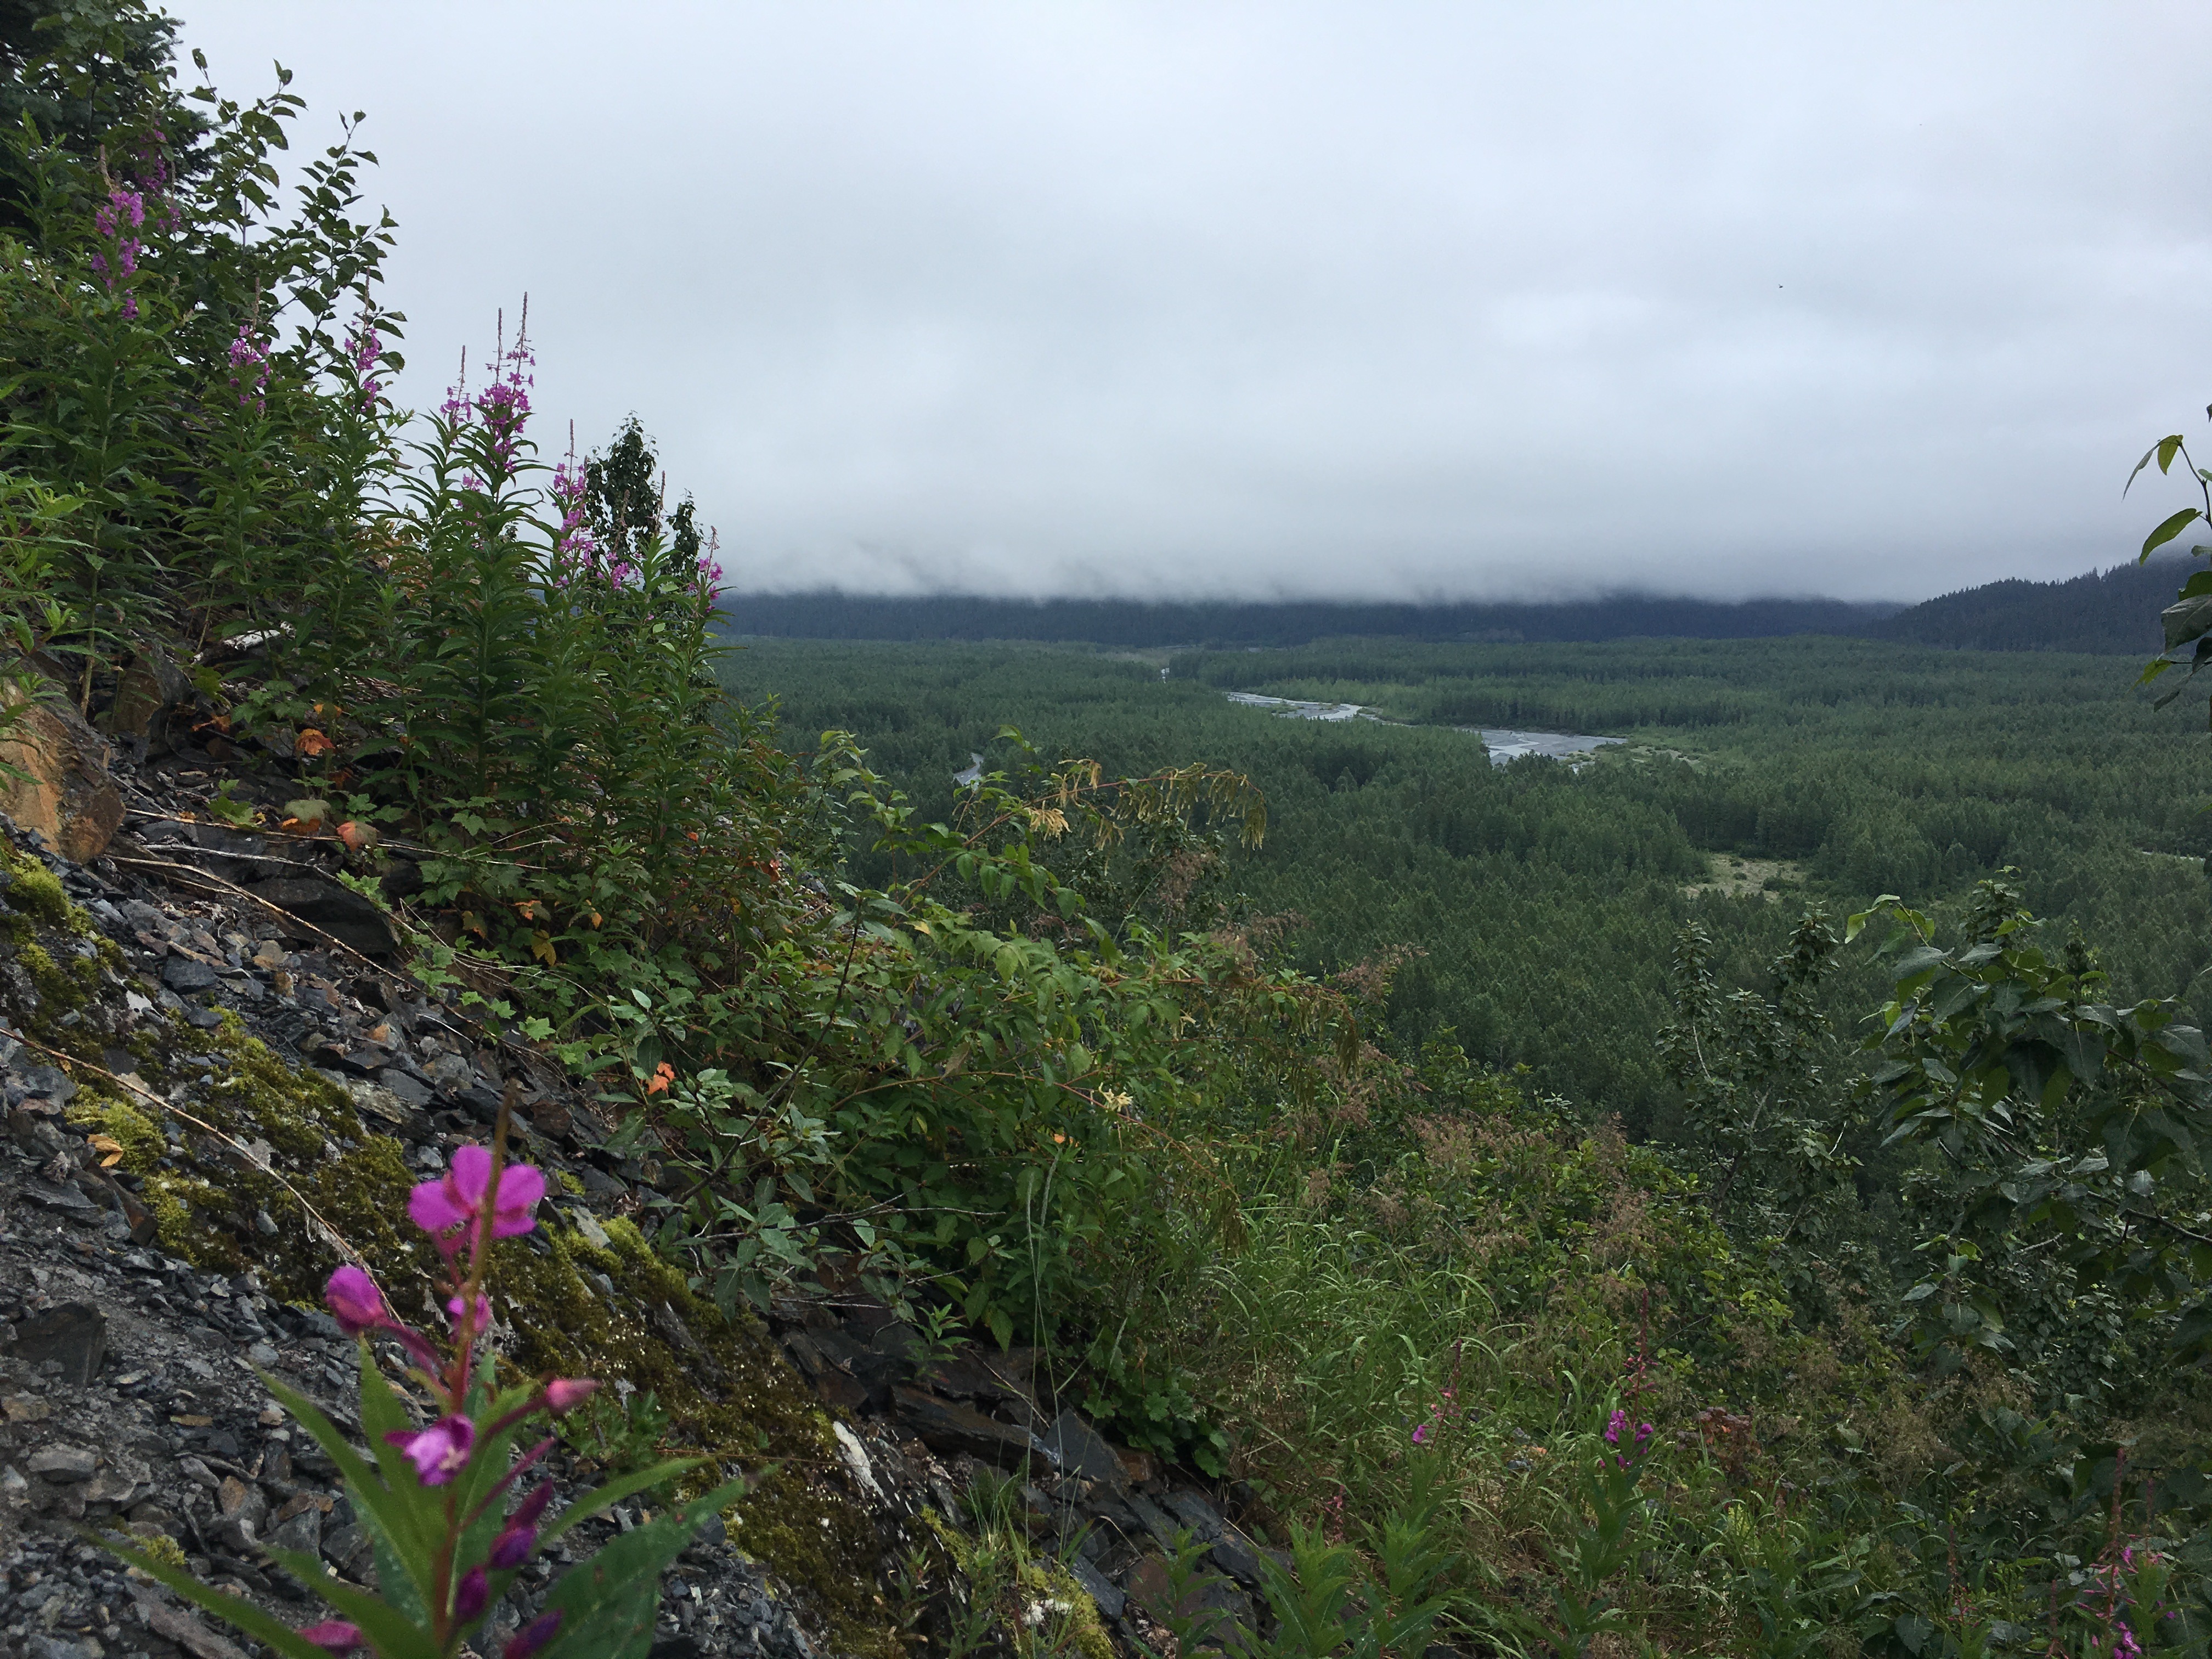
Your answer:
[337,821,380,852]
[88,1134,125,1167]
[645,1062,675,1096]
[297,728,335,758]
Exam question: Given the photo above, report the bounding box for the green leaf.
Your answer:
[2143,506,2203,561]
[542,1458,709,1545]
[2163,594,2212,650]
[2126,436,2186,495]
[540,1477,748,1659]
[97,1539,340,1659]
[261,1547,434,1657]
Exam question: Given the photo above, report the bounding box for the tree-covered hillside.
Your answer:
[726,635,2212,1127]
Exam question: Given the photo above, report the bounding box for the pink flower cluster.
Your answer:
[1409,1383,1461,1447]
[348,323,386,412]
[309,1144,594,1657]
[91,188,146,318]
[1603,1407,1653,1469]
[227,324,269,413]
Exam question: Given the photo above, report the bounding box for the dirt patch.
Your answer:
[1681,855,1807,902]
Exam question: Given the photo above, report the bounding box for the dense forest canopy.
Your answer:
[726,635,2212,1125]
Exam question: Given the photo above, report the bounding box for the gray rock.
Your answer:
[1126,1553,1252,1651]
[246,1340,281,1368]
[26,1443,96,1482]
[1042,1410,1127,1487]
[1165,1489,1226,1542]
[21,1180,98,1215]
[1068,1555,1126,1620]
[20,1062,76,1104]
[241,874,394,956]
[1126,1492,1181,1547]
[378,1067,432,1108]
[322,1522,373,1580]
[15,1300,105,1384]
[267,1502,323,1558]
[162,956,218,993]
[891,1386,1059,1472]
[1207,1530,1266,1588]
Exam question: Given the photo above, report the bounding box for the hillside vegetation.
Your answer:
[16,7,2212,1656]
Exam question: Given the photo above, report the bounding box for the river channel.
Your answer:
[1223,692,1623,768]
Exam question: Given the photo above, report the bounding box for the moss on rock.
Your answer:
[1,854,71,929]
[66,1092,165,1172]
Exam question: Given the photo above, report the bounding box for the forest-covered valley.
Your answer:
[723,635,2212,1131]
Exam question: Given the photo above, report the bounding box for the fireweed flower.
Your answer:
[489,1519,537,1570]
[91,187,147,317]
[386,1414,476,1485]
[447,1290,492,1332]
[544,1377,600,1414]
[323,1265,389,1335]
[348,323,385,410]
[298,1621,365,1653]
[408,1145,546,1245]
[505,1611,564,1659]
[227,324,270,412]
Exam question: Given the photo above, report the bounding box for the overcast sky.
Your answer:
[177,2,2212,603]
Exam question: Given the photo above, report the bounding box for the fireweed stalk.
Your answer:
[100,1105,745,1659]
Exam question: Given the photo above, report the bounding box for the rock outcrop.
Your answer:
[0,681,123,865]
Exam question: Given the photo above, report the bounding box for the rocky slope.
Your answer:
[0,702,1279,1659]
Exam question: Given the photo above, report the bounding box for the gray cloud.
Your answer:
[182,1,2212,601]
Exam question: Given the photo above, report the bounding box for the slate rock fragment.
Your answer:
[1042,1409,1128,1488]
[892,1386,1058,1472]
[16,1300,106,1384]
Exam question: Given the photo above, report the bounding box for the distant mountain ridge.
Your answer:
[1865,558,2181,655]
[714,560,2187,653]
[714,590,1899,648]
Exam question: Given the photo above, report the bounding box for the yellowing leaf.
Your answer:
[530,929,558,967]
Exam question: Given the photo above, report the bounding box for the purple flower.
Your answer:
[324,1266,390,1335]
[489,1516,537,1569]
[385,1413,476,1485]
[505,1611,563,1659]
[454,1565,489,1623]
[1604,1408,1626,1446]
[298,1622,365,1653]
[544,1378,599,1415]
[510,1483,557,1528]
[1410,1422,1428,1445]
[447,1291,492,1332]
[408,1146,546,1243]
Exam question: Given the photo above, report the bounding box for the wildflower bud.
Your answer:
[298,1622,366,1653]
[543,1378,600,1415]
[489,1519,537,1570]
[505,1611,564,1659]
[447,1291,492,1332]
[510,1482,557,1528]
[323,1266,389,1336]
[453,1565,489,1623]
